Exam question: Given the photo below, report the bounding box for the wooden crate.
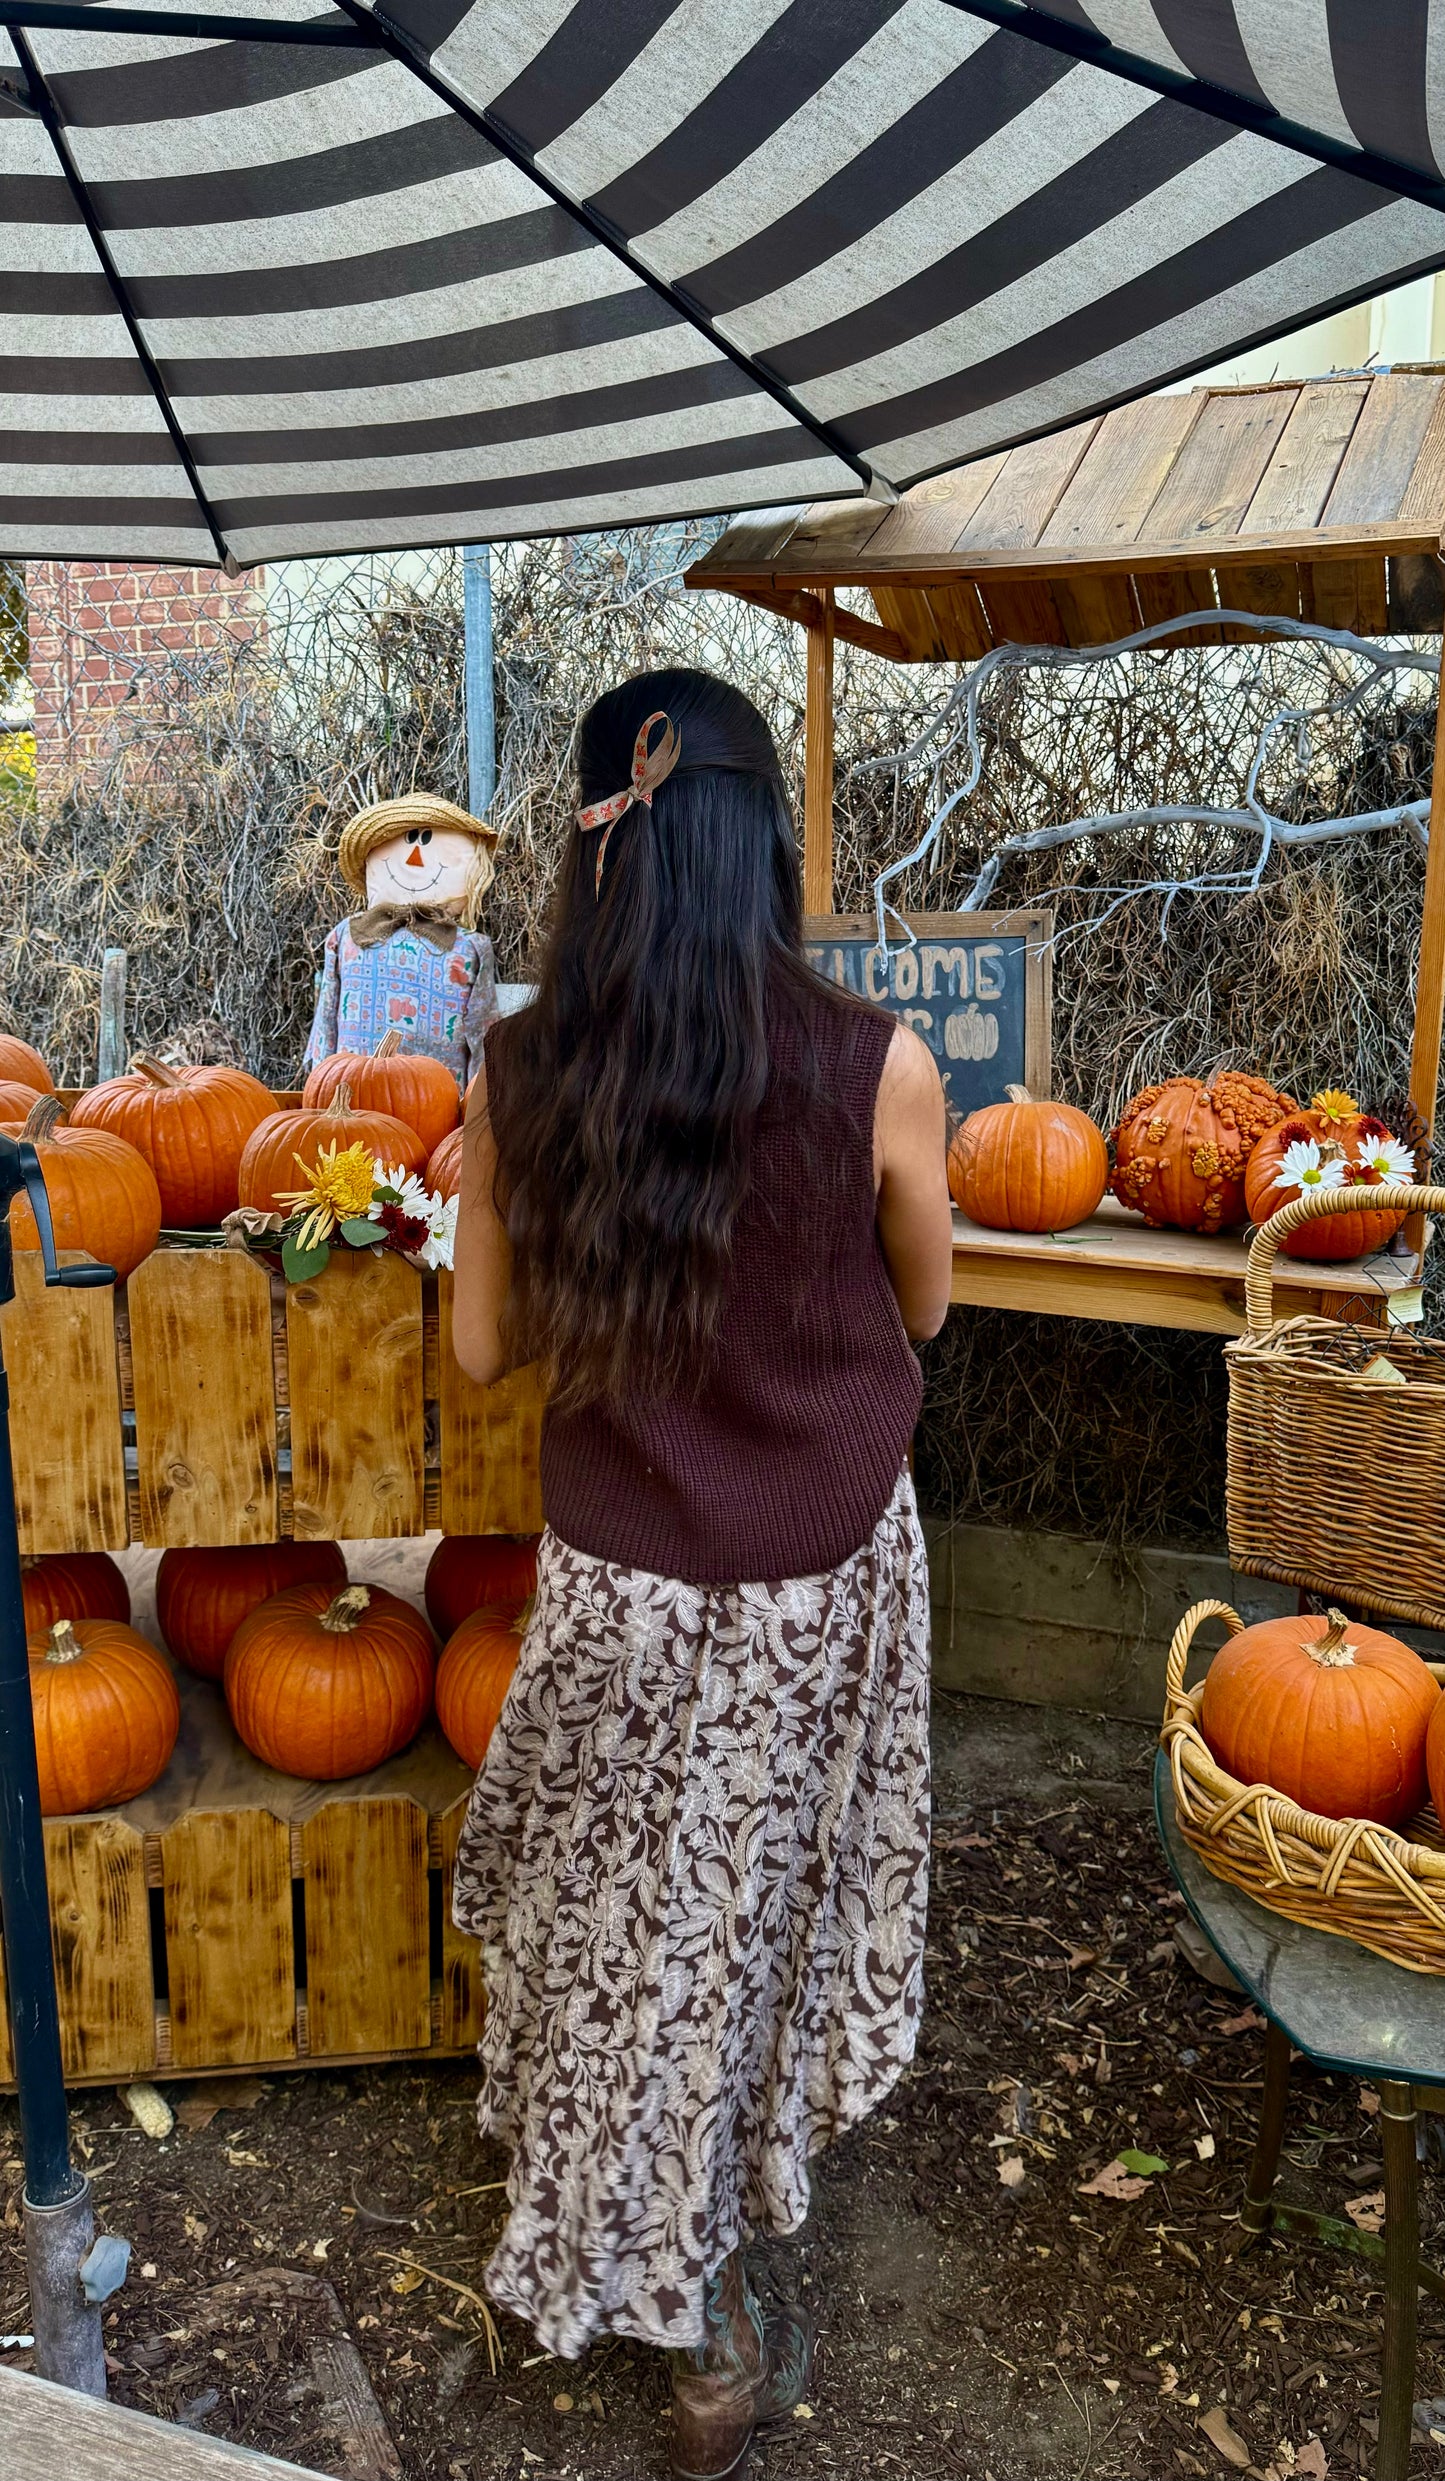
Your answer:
[0,1670,483,2088]
[0,1248,544,1553]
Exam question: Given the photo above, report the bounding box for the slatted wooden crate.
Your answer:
[0,1672,483,2087]
[0,1245,545,1553]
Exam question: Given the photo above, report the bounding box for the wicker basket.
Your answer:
[1162,1598,1445,1972]
[1225,1180,1445,1631]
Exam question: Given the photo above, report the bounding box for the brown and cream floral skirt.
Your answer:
[451,1467,931,2359]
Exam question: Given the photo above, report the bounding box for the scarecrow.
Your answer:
[304,793,500,1089]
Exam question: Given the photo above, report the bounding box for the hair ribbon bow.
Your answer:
[575,711,681,895]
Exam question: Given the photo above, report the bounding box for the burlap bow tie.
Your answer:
[348,902,461,953]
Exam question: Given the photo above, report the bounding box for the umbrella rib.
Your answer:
[334,0,879,498]
[10,26,234,570]
[940,0,1445,220]
[0,4,376,41]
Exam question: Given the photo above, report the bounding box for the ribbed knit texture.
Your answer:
[510,982,921,1586]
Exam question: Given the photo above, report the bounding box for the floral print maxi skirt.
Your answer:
[451,1467,931,2360]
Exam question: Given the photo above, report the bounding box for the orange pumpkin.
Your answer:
[0,1034,53,1094]
[304,1030,460,1158]
[237,1089,427,1217]
[425,1125,464,1204]
[1110,1071,1298,1233]
[1201,1607,1439,1828]
[947,1084,1106,1232]
[22,1551,130,1634]
[157,1539,347,1680]
[425,1534,540,1638]
[436,1600,528,1770]
[29,1615,180,1816]
[1244,1093,1410,1262]
[0,1077,48,1123]
[2,1095,161,1281]
[224,1581,434,1779]
[71,1054,275,1227]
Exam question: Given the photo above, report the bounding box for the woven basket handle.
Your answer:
[1244,1181,1445,1336]
[1163,1598,1243,1723]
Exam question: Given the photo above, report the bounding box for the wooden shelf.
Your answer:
[950,1195,1426,1334]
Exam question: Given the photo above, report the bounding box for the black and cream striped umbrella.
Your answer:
[6,0,1445,569]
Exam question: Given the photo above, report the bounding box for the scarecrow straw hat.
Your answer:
[337,793,501,919]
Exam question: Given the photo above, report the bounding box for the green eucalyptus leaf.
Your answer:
[339,1217,382,1246]
[282,1234,331,1283]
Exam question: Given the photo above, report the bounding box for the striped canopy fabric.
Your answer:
[8,0,1445,567]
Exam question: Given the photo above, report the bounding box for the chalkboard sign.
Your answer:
[803,912,1052,1121]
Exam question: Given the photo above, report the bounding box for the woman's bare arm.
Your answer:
[450,1062,512,1386]
[873,1024,953,1340]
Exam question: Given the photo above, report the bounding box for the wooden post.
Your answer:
[1406,657,1445,1259]
[96,949,125,1083]
[803,589,835,915]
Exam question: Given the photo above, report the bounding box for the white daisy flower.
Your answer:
[367,1160,418,1217]
[1356,1135,1416,1183]
[1272,1139,1346,1192]
[414,1189,458,1271]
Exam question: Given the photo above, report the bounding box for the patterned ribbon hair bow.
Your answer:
[575,710,681,895]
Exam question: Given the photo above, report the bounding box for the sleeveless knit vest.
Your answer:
[506,978,922,1586]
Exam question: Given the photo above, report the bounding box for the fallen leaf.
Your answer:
[1102,2377,1120,2395]
[1147,1939,1176,1965]
[1199,2403,1252,2468]
[1195,2132,1216,2161]
[1065,1946,1098,1971]
[1078,2158,1149,2201]
[1296,2441,1329,2478]
[793,2403,815,2420]
[1118,2148,1169,2177]
[175,2075,265,2131]
[222,2147,267,2169]
[1055,2052,1083,2077]
[1359,2089,1380,2117]
[310,2238,330,2260]
[1345,2188,1385,2234]
[997,2155,1026,2189]
[390,2267,426,2295]
[1217,2007,1265,2037]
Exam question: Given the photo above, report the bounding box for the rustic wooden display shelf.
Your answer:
[0,1669,480,2089]
[950,1196,1428,1335]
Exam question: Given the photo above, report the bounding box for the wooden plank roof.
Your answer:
[686,371,1445,658]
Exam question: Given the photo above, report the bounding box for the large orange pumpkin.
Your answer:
[224,1581,434,1779]
[304,1030,460,1158]
[1201,1607,1439,1827]
[157,1539,348,1680]
[436,1601,529,1770]
[22,1551,130,1634]
[0,1034,53,1094]
[425,1534,540,1638]
[71,1054,275,1227]
[1244,1094,1410,1262]
[29,1616,180,1816]
[948,1084,1106,1232]
[1110,1072,1298,1233]
[425,1125,464,1204]
[2,1095,161,1281]
[0,1077,49,1123]
[237,1089,427,1217]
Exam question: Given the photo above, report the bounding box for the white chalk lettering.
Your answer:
[893,947,920,1000]
[973,943,1005,1001]
[921,944,971,1000]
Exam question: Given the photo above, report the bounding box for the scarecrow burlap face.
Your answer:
[363,821,479,909]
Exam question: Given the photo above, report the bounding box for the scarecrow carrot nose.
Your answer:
[405,844,425,866]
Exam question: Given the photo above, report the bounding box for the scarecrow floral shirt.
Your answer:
[303,920,498,1087]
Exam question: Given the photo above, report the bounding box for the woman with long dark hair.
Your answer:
[451,666,952,2479]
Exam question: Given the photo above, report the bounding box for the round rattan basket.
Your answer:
[1162,1598,1445,1973]
[1225,1179,1445,1631]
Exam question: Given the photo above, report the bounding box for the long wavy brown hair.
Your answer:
[485,667,840,1410]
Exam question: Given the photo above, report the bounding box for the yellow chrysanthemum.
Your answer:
[1311,1088,1360,1124]
[274,1141,379,1250]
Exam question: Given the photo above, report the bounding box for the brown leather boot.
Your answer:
[668,2254,815,2481]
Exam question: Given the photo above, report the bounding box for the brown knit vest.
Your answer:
[520,978,922,1586]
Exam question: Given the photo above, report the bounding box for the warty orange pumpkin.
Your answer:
[224,1581,434,1779]
[157,1539,347,1680]
[2,1095,161,1280]
[436,1600,530,1770]
[425,1534,540,1639]
[71,1054,275,1227]
[237,1088,427,1216]
[29,1615,180,1816]
[1110,1071,1297,1233]
[304,1029,460,1158]
[1200,1606,1439,1827]
[22,1550,130,1635]
[947,1084,1106,1232]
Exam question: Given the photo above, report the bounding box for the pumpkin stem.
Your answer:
[130,1052,185,1088]
[1307,1608,1357,1667]
[45,1619,86,1665]
[319,1584,372,1633]
[374,1031,403,1060]
[21,1094,65,1145]
[516,1593,536,1633]
[1004,1085,1033,1106]
[325,1085,355,1116]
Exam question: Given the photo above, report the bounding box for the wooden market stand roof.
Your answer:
[688,368,1445,1338]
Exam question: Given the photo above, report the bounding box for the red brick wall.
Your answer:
[26,560,263,798]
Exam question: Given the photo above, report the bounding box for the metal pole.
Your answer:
[462,544,496,820]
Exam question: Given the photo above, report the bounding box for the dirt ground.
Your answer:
[2,1690,1440,2481]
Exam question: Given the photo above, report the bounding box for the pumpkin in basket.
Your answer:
[1244,1091,1414,1262]
[1,1095,161,1281]
[1201,1606,1439,1828]
[22,1550,130,1634]
[304,1030,460,1159]
[237,1088,426,1217]
[0,1034,52,1094]
[71,1054,275,1227]
[1110,1072,1297,1233]
[157,1539,347,1680]
[29,1615,180,1815]
[425,1534,540,1638]
[224,1581,434,1779]
[436,1600,529,1769]
[1424,1696,1445,1828]
[947,1085,1106,1232]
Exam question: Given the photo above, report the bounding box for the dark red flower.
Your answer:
[375,1202,429,1254]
